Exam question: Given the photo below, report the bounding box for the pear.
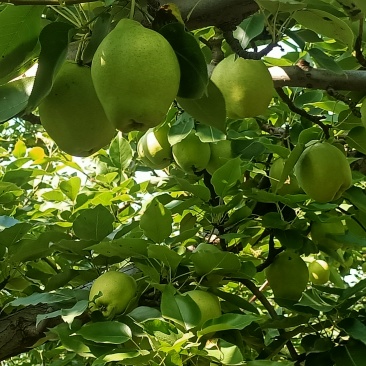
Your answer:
[137,124,172,169]
[38,61,116,157]
[172,131,211,174]
[211,54,274,119]
[206,139,233,175]
[91,18,180,132]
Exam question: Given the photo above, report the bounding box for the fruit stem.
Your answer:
[129,0,136,19]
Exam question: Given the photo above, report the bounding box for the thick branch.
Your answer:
[0,305,62,361]
[270,66,366,91]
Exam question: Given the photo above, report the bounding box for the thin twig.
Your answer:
[275,87,330,138]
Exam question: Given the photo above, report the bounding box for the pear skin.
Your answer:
[91,18,180,132]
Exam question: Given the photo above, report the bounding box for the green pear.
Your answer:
[265,250,309,301]
[308,259,330,285]
[89,271,137,319]
[269,157,301,195]
[38,61,116,157]
[91,18,180,132]
[294,142,352,202]
[137,124,172,169]
[210,54,274,119]
[172,131,211,174]
[206,139,233,175]
[183,290,221,329]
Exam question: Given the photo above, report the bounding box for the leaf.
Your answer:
[174,177,211,201]
[76,321,132,344]
[346,126,366,155]
[168,113,194,145]
[10,291,75,307]
[0,222,32,248]
[338,318,366,345]
[236,13,265,50]
[0,5,44,82]
[256,0,306,13]
[198,313,258,337]
[293,9,354,49]
[195,123,226,142]
[60,176,81,201]
[159,22,208,99]
[108,133,133,170]
[308,48,344,74]
[205,339,244,365]
[26,21,73,112]
[73,204,114,241]
[140,197,172,243]
[147,244,181,271]
[87,238,150,258]
[0,77,34,123]
[211,157,242,197]
[332,340,366,366]
[177,80,227,132]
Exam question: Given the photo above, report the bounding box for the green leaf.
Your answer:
[160,285,201,329]
[332,340,366,366]
[293,9,354,49]
[0,77,34,123]
[60,176,81,201]
[159,22,208,99]
[0,222,32,247]
[10,291,75,307]
[198,313,258,337]
[87,238,150,258]
[73,204,114,241]
[338,318,366,345]
[174,177,211,201]
[237,13,265,49]
[195,123,226,142]
[26,21,73,113]
[147,244,181,271]
[0,5,44,82]
[308,48,344,74]
[205,339,244,365]
[256,0,306,13]
[76,321,132,344]
[177,80,226,132]
[297,289,335,312]
[211,157,242,197]
[108,133,133,170]
[140,197,172,243]
[346,126,366,155]
[168,113,194,145]
[93,350,151,365]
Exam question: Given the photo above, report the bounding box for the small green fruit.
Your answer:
[311,220,346,250]
[89,271,137,319]
[137,124,172,169]
[309,259,330,284]
[294,142,352,202]
[269,157,301,195]
[91,18,180,132]
[39,61,116,157]
[206,140,233,175]
[183,290,221,329]
[265,251,309,301]
[211,55,274,119]
[172,131,211,173]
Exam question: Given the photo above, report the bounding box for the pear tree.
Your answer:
[1,0,366,365]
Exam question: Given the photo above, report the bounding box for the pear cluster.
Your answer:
[39,18,181,157]
[136,126,234,175]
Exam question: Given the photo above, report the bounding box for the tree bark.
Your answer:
[0,305,62,361]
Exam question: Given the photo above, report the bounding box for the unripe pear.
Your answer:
[269,158,301,195]
[265,250,309,301]
[206,139,233,175]
[172,131,211,174]
[91,18,180,132]
[211,54,274,119]
[38,61,116,157]
[183,290,221,329]
[308,259,330,284]
[294,142,352,202]
[89,271,137,319]
[137,124,172,169]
